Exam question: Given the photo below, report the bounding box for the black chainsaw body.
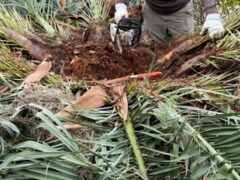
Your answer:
[117,18,142,45]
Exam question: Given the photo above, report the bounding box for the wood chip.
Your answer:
[22,61,52,89]
[56,86,110,120]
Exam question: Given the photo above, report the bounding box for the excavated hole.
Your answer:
[50,40,169,80]
[48,25,170,81]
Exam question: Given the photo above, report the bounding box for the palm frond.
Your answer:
[77,0,111,28]
[0,108,102,179]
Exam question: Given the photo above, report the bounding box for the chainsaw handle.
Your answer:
[130,72,162,79]
[118,18,142,31]
[117,18,142,45]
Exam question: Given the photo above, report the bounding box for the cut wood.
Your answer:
[175,53,209,76]
[2,27,52,61]
[157,36,208,69]
[56,86,110,120]
[22,61,52,89]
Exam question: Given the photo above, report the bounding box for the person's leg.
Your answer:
[163,0,195,39]
[142,2,168,42]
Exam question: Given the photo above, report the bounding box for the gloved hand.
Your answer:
[200,14,225,40]
[114,3,128,23]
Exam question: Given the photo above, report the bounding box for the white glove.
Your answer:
[115,3,128,23]
[200,14,225,40]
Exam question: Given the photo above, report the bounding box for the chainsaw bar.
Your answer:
[116,34,123,54]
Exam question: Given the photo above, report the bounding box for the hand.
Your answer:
[115,3,128,23]
[200,14,225,40]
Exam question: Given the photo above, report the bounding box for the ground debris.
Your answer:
[9,85,72,139]
[22,60,52,89]
[50,39,165,80]
[56,86,111,120]
[175,53,209,76]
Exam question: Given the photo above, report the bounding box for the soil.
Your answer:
[50,36,169,80]
[48,34,223,81]
[27,20,225,82]
[22,4,220,82]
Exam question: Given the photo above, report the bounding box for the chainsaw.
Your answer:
[110,18,142,54]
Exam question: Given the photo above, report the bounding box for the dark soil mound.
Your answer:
[50,40,167,80]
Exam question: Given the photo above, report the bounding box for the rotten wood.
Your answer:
[175,53,209,76]
[56,86,110,120]
[2,27,52,61]
[22,60,52,89]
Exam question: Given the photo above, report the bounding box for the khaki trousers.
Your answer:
[142,0,195,42]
